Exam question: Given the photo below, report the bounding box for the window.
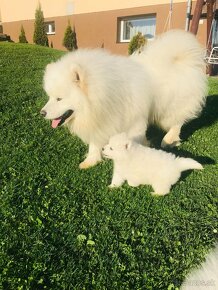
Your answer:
[212,12,218,46]
[45,21,55,35]
[118,15,156,43]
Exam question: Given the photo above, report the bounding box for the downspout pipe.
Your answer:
[185,0,192,31]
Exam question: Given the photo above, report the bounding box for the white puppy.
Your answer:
[103,133,203,195]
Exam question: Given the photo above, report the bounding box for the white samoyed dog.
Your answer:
[102,133,202,194]
[181,245,218,290]
[41,29,207,169]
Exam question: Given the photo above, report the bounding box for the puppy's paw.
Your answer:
[127,181,140,187]
[150,191,169,196]
[108,183,119,189]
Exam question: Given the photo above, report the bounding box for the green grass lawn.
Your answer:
[0,42,217,290]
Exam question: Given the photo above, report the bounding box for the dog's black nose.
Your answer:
[40,110,47,117]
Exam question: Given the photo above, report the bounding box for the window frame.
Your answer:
[45,21,55,35]
[118,14,156,43]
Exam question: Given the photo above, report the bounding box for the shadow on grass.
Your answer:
[146,95,218,167]
[181,94,218,141]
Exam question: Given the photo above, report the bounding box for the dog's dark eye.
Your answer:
[110,147,113,150]
[57,98,62,101]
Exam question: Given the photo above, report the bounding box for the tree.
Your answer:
[19,25,28,43]
[63,22,78,51]
[33,4,49,46]
[128,32,147,55]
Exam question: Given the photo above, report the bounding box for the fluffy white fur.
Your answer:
[181,245,218,290]
[132,29,207,147]
[103,133,202,195]
[41,29,207,168]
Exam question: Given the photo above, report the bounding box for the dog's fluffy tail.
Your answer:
[131,29,207,123]
[177,157,203,172]
[138,29,206,70]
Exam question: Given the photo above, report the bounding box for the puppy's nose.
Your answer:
[40,110,47,117]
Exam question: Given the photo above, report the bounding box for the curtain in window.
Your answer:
[212,19,218,46]
[124,17,156,40]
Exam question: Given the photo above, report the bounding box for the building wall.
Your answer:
[0,0,207,55]
[0,0,188,21]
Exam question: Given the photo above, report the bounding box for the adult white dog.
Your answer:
[41,29,207,169]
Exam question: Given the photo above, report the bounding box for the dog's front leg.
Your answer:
[109,165,125,188]
[161,125,181,148]
[128,119,150,146]
[79,142,102,169]
[109,173,125,188]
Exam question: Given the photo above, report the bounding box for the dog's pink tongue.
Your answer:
[52,118,61,128]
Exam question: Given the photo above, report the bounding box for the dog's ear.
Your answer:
[71,65,88,95]
[71,65,82,82]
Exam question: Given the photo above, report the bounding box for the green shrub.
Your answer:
[33,4,49,47]
[63,22,78,51]
[128,32,147,55]
[19,25,28,43]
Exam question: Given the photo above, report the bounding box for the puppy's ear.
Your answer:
[125,141,132,150]
[71,65,88,95]
[74,71,80,82]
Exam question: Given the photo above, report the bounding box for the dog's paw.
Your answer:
[142,138,151,147]
[79,159,98,169]
[79,161,91,169]
[161,138,181,148]
[79,155,102,169]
